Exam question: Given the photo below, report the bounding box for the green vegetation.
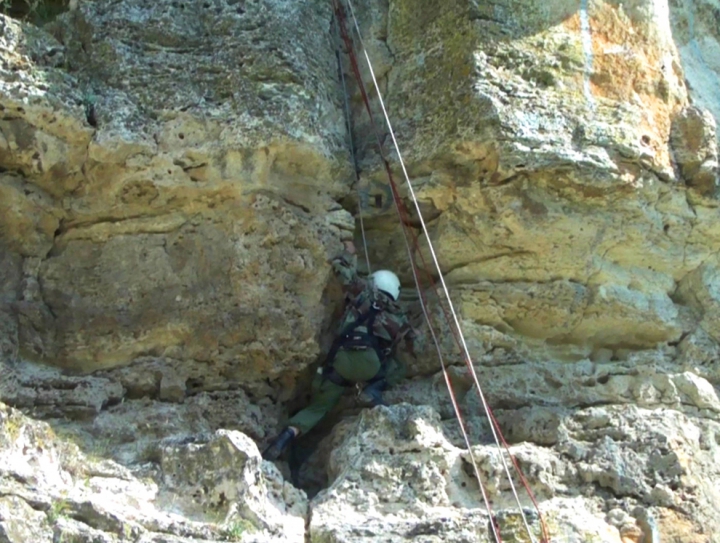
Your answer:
[47,498,69,523]
[3,414,23,441]
[221,519,255,542]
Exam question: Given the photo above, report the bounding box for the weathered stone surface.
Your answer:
[341,0,720,364]
[159,368,186,403]
[669,0,720,145]
[0,0,718,381]
[0,174,62,257]
[677,327,720,385]
[398,348,720,424]
[2,0,720,541]
[36,196,348,378]
[379,0,683,169]
[0,358,125,419]
[308,404,497,543]
[309,403,720,543]
[676,261,720,342]
[159,431,306,540]
[0,15,93,197]
[0,495,53,543]
[47,0,345,157]
[0,401,305,543]
[0,3,356,387]
[0,357,283,465]
[670,106,719,194]
[0,245,22,363]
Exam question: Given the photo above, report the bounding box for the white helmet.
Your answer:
[370,270,401,301]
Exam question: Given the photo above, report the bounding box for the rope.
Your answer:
[332,16,372,274]
[342,2,549,540]
[330,2,502,543]
[333,1,551,541]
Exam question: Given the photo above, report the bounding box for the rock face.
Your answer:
[670,106,719,195]
[669,0,720,146]
[0,401,307,543]
[1,0,720,542]
[310,403,720,543]
[346,0,720,367]
[0,4,355,391]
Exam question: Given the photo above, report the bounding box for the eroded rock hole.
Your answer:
[186,378,205,393]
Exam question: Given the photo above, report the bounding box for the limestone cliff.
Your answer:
[1,0,719,542]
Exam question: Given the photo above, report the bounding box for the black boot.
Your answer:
[262,427,296,460]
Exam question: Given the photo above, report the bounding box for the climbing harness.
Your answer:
[330,1,552,542]
[321,295,391,388]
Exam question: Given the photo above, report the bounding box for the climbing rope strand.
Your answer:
[388,179,504,543]
[343,5,545,540]
[341,1,549,541]
[397,205,503,543]
[330,2,502,542]
[332,17,372,274]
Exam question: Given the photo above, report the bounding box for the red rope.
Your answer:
[331,1,551,542]
[330,5,502,542]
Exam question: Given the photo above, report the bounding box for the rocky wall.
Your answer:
[1,2,356,395]
[345,0,720,366]
[1,0,720,542]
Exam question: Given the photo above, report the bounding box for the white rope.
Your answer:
[343,1,538,541]
[331,4,502,542]
[377,147,500,543]
[333,17,372,274]
[386,163,503,543]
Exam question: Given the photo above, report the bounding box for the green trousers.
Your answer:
[288,349,404,435]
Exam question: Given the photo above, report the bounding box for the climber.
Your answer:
[262,240,417,460]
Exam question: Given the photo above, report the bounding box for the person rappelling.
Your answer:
[262,239,417,460]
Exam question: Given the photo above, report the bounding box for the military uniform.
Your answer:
[286,248,416,436]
